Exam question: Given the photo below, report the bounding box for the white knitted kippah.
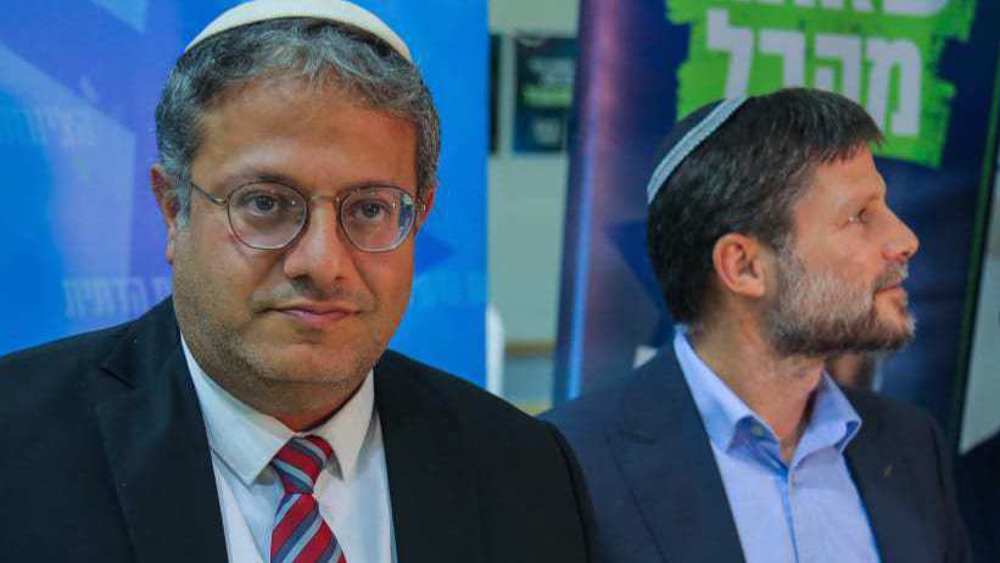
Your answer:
[185,0,412,62]
[645,97,748,205]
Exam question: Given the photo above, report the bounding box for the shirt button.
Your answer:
[750,424,766,438]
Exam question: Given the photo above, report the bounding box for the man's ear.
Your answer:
[150,164,181,265]
[414,183,436,232]
[711,233,768,300]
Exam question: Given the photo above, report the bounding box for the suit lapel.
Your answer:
[95,301,228,563]
[374,353,483,563]
[845,397,927,563]
[609,351,746,563]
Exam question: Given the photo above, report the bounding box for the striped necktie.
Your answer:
[270,435,347,563]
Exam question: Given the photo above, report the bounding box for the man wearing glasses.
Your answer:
[0,2,592,562]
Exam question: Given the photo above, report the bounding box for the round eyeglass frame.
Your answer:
[187,180,425,253]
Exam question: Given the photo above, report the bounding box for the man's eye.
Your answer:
[251,195,277,213]
[350,200,392,221]
[237,191,293,216]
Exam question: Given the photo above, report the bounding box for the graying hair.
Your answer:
[155,18,440,220]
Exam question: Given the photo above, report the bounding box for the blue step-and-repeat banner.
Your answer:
[0,0,488,385]
[556,0,1000,437]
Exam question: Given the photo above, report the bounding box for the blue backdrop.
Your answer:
[0,0,487,385]
[555,0,1000,438]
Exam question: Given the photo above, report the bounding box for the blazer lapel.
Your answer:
[609,351,746,563]
[94,301,228,563]
[845,398,928,563]
[374,353,483,563]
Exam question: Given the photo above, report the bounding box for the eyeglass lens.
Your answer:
[225,182,416,252]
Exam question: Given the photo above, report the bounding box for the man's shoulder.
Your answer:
[0,321,131,391]
[375,352,592,562]
[540,375,630,435]
[841,385,939,434]
[2,321,125,363]
[0,321,140,440]
[542,350,681,436]
[0,299,174,376]
[375,349,553,435]
[0,300,175,412]
[841,385,950,474]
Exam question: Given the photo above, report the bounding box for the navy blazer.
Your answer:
[544,347,969,563]
[0,299,592,563]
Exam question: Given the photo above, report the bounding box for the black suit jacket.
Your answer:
[543,347,969,563]
[0,300,592,562]
[957,431,1000,563]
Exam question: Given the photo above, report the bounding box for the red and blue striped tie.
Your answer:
[270,435,346,563]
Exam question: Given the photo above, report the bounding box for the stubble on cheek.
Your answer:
[168,229,262,380]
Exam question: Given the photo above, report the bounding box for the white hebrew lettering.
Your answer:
[781,0,874,9]
[846,0,874,10]
[816,0,875,10]
[62,277,161,319]
[91,280,116,318]
[63,280,86,319]
[110,277,149,317]
[883,0,947,16]
[814,34,863,102]
[707,9,753,97]
[866,38,922,136]
[760,30,806,86]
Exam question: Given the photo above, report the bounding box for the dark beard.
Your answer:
[764,249,914,357]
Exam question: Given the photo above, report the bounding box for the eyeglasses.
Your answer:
[188,180,423,253]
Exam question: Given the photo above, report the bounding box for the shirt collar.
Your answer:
[181,335,375,486]
[674,330,759,452]
[673,329,861,457]
[801,371,862,455]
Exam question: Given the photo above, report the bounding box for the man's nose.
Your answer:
[883,208,919,263]
[282,205,354,288]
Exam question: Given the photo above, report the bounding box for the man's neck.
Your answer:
[241,376,368,432]
[689,319,824,462]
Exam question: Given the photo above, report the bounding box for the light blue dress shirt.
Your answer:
[673,331,881,563]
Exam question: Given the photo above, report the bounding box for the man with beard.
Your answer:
[0,2,592,562]
[543,88,969,563]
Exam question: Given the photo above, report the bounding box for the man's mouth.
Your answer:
[874,265,909,294]
[269,303,361,327]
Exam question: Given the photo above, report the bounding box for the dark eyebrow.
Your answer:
[218,169,415,196]
[220,170,301,188]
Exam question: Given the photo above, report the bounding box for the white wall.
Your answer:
[488,0,578,344]
[489,0,578,33]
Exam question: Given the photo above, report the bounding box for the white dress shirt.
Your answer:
[182,338,397,563]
